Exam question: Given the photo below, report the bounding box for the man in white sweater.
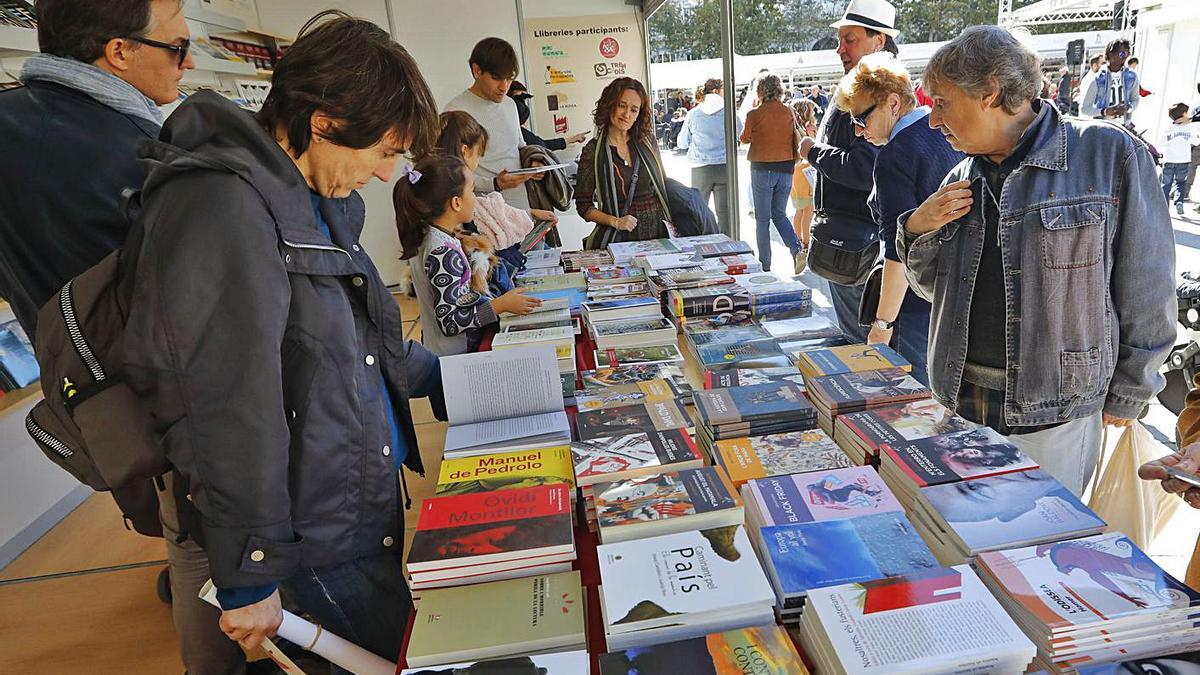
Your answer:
[445,37,537,210]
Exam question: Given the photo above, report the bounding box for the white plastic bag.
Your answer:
[1088,422,1183,550]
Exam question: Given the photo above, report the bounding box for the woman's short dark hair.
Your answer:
[757,74,784,103]
[437,111,489,158]
[35,0,181,63]
[257,11,439,159]
[593,77,653,141]
[469,37,519,79]
[703,78,723,95]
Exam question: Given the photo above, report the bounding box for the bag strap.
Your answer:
[620,151,642,218]
[1088,423,1111,500]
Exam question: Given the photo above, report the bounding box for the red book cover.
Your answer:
[415,484,570,531]
[861,567,963,614]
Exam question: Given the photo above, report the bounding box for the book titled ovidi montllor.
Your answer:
[407,483,574,573]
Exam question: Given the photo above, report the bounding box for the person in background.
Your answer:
[678,77,743,236]
[1127,57,1152,98]
[445,38,540,211]
[1161,103,1199,216]
[1142,375,1200,589]
[741,74,803,273]
[1187,83,1200,209]
[1076,55,1102,112]
[1082,38,1140,123]
[1055,66,1073,113]
[798,0,900,342]
[791,98,820,270]
[506,80,588,151]
[395,153,541,356]
[837,52,964,387]
[0,3,229,673]
[121,13,447,664]
[899,26,1174,495]
[577,77,673,249]
[808,83,829,112]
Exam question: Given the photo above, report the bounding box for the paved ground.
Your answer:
[661,144,1200,578]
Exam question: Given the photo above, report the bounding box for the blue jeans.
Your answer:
[893,304,931,386]
[827,280,868,343]
[277,551,410,672]
[1163,162,1189,207]
[750,169,800,271]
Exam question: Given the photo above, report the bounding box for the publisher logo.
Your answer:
[594,61,628,79]
[541,44,566,58]
[545,65,576,84]
[599,37,620,59]
[554,115,569,134]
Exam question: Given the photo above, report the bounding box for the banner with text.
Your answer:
[522,13,646,157]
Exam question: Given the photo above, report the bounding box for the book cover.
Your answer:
[806,368,930,411]
[407,484,573,569]
[585,265,647,284]
[692,240,754,258]
[592,317,675,339]
[762,512,938,597]
[638,252,704,271]
[576,398,691,441]
[584,296,661,313]
[598,624,805,675]
[882,427,1038,488]
[805,566,1034,673]
[593,467,740,531]
[403,651,591,674]
[977,533,1193,631]
[594,344,684,368]
[575,379,680,410]
[759,311,843,342]
[436,446,576,496]
[406,571,585,667]
[795,343,911,378]
[748,467,902,525]
[589,283,650,299]
[580,364,690,394]
[529,287,588,311]
[597,525,773,631]
[703,366,804,390]
[695,339,788,368]
[694,382,814,427]
[609,239,682,263]
[0,320,37,388]
[520,272,585,292]
[715,431,851,487]
[686,324,773,348]
[572,429,702,484]
[921,469,1105,552]
[669,286,752,318]
[839,399,978,450]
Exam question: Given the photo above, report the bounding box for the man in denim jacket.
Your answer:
[898,26,1175,495]
[1081,37,1140,123]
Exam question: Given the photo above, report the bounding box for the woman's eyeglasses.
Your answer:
[126,36,191,67]
[850,104,877,129]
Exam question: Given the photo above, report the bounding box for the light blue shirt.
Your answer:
[678,97,744,167]
[889,106,931,142]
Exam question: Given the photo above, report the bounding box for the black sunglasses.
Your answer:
[850,104,877,129]
[126,36,191,67]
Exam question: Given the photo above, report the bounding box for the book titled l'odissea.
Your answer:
[435,445,576,496]
[407,484,574,572]
[592,466,743,543]
[598,623,806,674]
[694,381,815,427]
[794,343,911,379]
[572,429,702,486]
[881,427,1039,488]
[715,430,851,487]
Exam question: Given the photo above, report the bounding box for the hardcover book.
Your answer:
[598,624,806,674]
[794,343,911,379]
[407,484,574,572]
[572,429,703,486]
[436,445,576,496]
[715,430,852,488]
[881,427,1038,488]
[406,571,586,667]
[597,524,774,633]
[746,467,902,526]
[592,467,742,541]
[668,286,752,318]
[575,398,692,441]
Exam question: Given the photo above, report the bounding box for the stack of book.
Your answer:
[583,264,646,287]
[713,429,853,488]
[834,398,978,465]
[741,466,903,534]
[804,367,931,434]
[731,273,814,317]
[562,249,612,272]
[693,337,792,371]
[406,484,576,596]
[585,466,743,543]
[692,381,818,452]
[435,446,576,497]
[571,428,704,489]
[608,239,683,265]
[878,426,1040,508]
[588,282,651,302]
[634,251,705,274]
[574,378,681,411]
[575,398,693,443]
[976,533,1200,673]
[702,365,805,389]
[701,253,763,275]
[404,570,587,668]
[793,343,911,380]
[579,363,693,403]
[682,315,770,359]
[666,285,752,324]
[581,296,662,324]
[645,268,735,305]
[598,624,807,674]
[498,297,573,333]
[589,316,676,350]
[798,566,1037,674]
[596,525,776,650]
[402,651,589,674]
[907,468,1107,565]
[690,240,754,258]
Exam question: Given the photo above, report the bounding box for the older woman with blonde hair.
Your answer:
[836,51,964,385]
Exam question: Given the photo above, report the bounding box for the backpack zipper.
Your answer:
[282,239,353,260]
[60,280,107,382]
[26,412,74,459]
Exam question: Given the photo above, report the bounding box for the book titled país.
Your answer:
[598,623,806,674]
[593,466,742,542]
[794,343,911,379]
[881,427,1038,488]
[745,467,902,526]
[715,430,851,487]
[572,429,702,486]
[436,445,576,496]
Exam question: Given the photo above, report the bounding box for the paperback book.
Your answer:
[805,367,930,416]
[580,364,691,398]
[585,265,647,285]
[881,426,1039,490]
[598,624,807,675]
[714,430,852,488]
[794,343,911,379]
[835,398,978,463]
[743,466,903,527]
[694,339,791,369]
[594,344,685,369]
[693,381,816,428]
[590,316,677,350]
[402,651,590,674]
[574,378,681,411]
[703,366,804,390]
[592,467,743,543]
[575,398,692,442]
[572,429,703,486]
[608,239,683,264]
[436,445,576,496]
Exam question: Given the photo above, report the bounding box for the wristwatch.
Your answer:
[872,318,895,331]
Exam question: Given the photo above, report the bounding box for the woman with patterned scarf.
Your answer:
[575,77,673,250]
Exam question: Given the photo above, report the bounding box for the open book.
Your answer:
[440,346,571,458]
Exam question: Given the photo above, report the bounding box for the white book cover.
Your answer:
[597,525,774,634]
[608,239,682,264]
[807,565,1034,674]
[525,249,563,269]
[491,325,575,347]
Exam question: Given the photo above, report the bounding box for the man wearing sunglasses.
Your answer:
[1082,38,1140,123]
[0,1,229,674]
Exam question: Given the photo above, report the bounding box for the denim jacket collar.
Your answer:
[967,100,1066,180]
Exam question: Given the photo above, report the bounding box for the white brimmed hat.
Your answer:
[830,0,899,38]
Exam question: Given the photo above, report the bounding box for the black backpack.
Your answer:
[24,190,168,536]
[664,178,719,237]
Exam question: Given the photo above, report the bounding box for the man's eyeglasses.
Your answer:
[126,36,191,67]
[850,104,877,129]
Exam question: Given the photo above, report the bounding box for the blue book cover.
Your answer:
[695,338,787,368]
[531,288,587,311]
[761,512,938,600]
[694,381,814,426]
[0,320,38,388]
